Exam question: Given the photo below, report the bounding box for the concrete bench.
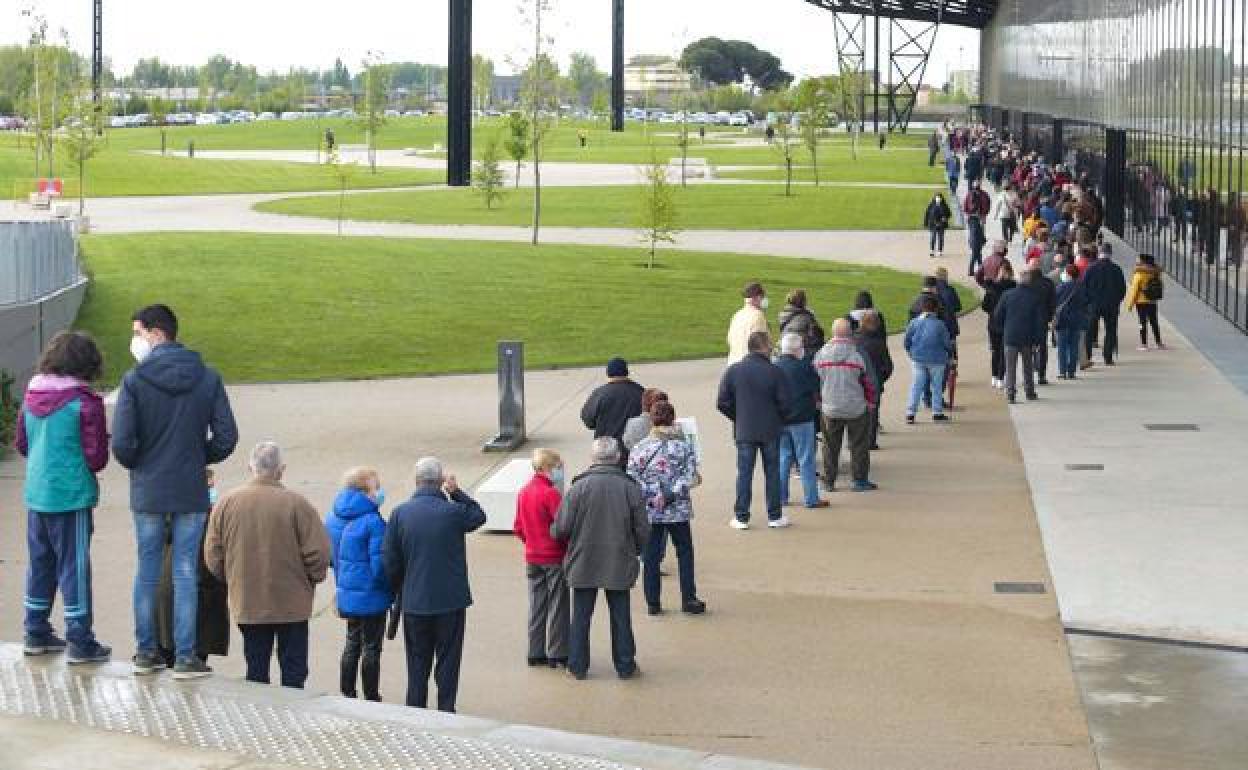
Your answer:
[671,157,714,180]
[475,457,533,532]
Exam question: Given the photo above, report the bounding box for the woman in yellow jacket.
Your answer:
[1125,253,1166,351]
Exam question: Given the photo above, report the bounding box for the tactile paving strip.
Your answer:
[0,653,632,769]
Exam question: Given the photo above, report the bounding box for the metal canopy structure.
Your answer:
[803,0,998,29]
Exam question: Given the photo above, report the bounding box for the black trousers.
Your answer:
[989,328,1006,379]
[239,621,309,688]
[403,610,465,712]
[340,612,386,701]
[1137,304,1162,345]
[569,588,636,678]
[1087,307,1120,363]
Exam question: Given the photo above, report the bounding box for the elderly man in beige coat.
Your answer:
[204,441,330,689]
[726,281,770,364]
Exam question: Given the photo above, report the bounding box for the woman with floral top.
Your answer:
[626,401,706,617]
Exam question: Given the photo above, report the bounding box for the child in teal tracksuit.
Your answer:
[15,331,112,663]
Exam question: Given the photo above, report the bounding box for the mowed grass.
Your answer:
[102,117,940,172]
[256,184,940,230]
[0,142,441,198]
[76,232,941,384]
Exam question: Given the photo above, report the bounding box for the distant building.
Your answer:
[948,69,980,99]
[624,55,691,105]
[491,75,523,106]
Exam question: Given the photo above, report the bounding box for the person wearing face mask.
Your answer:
[923,192,952,258]
[513,449,570,669]
[112,304,238,680]
[726,282,771,365]
[325,467,395,701]
[1053,265,1090,379]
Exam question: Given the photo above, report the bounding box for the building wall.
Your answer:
[983,0,1248,331]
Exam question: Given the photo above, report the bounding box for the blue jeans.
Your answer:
[133,512,206,660]
[25,509,97,647]
[778,422,819,507]
[907,362,947,416]
[1056,328,1080,377]
[734,440,781,523]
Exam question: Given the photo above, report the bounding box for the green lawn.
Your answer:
[0,142,441,198]
[76,232,948,384]
[256,184,941,231]
[100,117,939,173]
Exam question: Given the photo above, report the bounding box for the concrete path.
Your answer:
[0,317,1095,768]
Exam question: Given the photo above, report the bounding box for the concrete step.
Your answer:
[0,644,804,770]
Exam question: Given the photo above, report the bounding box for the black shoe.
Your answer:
[646,604,662,616]
[569,669,587,681]
[548,657,567,670]
[933,414,951,422]
[1008,394,1017,404]
[905,415,916,424]
[869,443,880,450]
[617,665,641,680]
[527,656,550,667]
[682,598,707,615]
[1026,392,1039,401]
[1037,378,1050,386]
[132,651,167,676]
[67,641,112,665]
[822,484,836,493]
[23,633,68,656]
[172,657,212,680]
[1105,360,1116,366]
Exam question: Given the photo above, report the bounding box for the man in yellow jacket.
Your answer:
[726,282,770,364]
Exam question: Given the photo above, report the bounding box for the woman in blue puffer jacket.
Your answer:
[325,467,393,701]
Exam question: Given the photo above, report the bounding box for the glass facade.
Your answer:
[982,0,1248,332]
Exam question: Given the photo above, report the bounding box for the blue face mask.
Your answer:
[374,488,387,508]
[549,467,565,488]
[208,488,219,506]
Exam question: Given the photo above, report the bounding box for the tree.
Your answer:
[472,135,506,210]
[358,58,391,173]
[590,89,609,122]
[516,0,558,246]
[679,38,792,91]
[568,51,605,107]
[325,146,358,236]
[472,54,494,111]
[674,94,693,187]
[796,79,831,187]
[60,92,108,218]
[638,149,678,269]
[504,111,530,188]
[771,97,798,197]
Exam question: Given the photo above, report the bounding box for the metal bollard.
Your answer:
[483,341,526,452]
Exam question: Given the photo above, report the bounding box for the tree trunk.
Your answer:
[813,148,820,188]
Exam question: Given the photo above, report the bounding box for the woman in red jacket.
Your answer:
[513,448,569,668]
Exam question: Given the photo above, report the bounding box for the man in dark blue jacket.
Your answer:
[716,332,793,530]
[1081,246,1128,365]
[112,304,237,679]
[383,457,486,712]
[775,333,826,510]
[991,271,1048,403]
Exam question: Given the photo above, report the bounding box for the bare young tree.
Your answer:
[515,0,558,245]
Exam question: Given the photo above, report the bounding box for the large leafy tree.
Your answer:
[679,38,793,92]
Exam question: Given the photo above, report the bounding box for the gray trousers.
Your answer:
[1004,345,1036,398]
[820,411,872,486]
[1032,337,1049,381]
[526,564,569,660]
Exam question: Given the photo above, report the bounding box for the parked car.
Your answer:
[257,111,276,121]
[729,112,752,126]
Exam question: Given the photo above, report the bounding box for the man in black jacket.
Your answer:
[1026,265,1058,384]
[112,304,238,679]
[580,358,644,460]
[991,272,1048,403]
[716,332,792,530]
[1081,246,1128,365]
[854,311,893,450]
[383,457,486,712]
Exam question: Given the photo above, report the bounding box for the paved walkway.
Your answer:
[0,233,1095,768]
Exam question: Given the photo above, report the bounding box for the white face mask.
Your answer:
[759,296,770,311]
[130,335,153,363]
[1060,272,1073,283]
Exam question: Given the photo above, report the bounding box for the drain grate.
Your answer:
[994,582,1047,594]
[1065,463,1105,471]
[1144,424,1200,432]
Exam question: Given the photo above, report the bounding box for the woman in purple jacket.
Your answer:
[15,331,111,663]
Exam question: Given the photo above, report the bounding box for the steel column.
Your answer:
[92,0,103,132]
[611,0,624,132]
[447,0,472,187]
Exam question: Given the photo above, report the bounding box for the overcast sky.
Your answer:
[2,0,980,82]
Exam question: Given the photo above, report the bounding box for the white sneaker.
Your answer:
[1137,345,1150,351]
[767,516,792,529]
[990,377,998,388]
[729,518,749,531]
